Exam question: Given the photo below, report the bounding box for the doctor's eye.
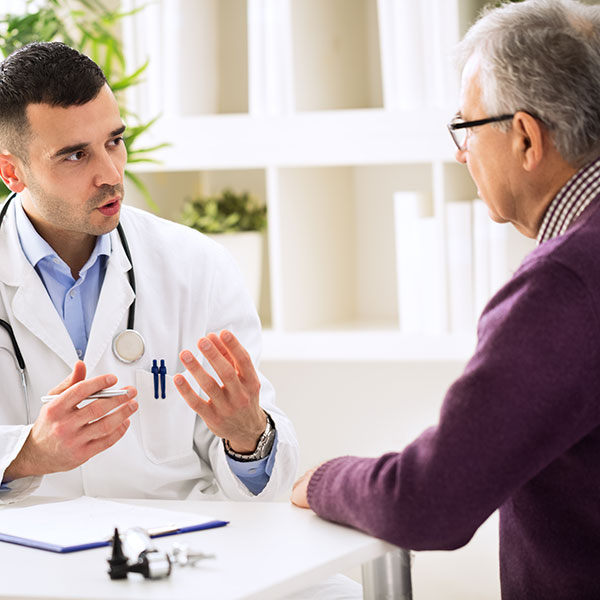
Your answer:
[65,150,86,163]
[108,137,125,148]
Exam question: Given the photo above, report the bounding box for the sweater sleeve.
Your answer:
[307,258,600,550]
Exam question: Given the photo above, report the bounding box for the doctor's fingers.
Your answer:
[182,343,243,401]
[45,374,121,414]
[81,400,137,443]
[217,330,260,388]
[207,333,234,367]
[173,371,214,417]
[197,337,243,390]
[71,387,138,428]
[47,361,87,396]
[75,417,133,464]
[198,334,260,398]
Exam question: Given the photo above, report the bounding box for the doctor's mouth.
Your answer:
[97,198,121,217]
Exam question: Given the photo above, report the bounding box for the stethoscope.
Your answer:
[0,192,146,422]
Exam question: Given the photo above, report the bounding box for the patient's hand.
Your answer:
[291,465,320,509]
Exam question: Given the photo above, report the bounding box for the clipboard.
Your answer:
[0,497,228,553]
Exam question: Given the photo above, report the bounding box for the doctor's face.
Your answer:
[17,84,127,242]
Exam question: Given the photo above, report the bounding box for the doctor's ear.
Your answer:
[0,153,25,193]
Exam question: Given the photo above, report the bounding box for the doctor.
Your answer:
[0,41,298,503]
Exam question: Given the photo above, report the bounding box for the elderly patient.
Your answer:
[293,1,600,598]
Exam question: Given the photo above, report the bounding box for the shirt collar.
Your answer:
[537,156,600,245]
[14,194,112,275]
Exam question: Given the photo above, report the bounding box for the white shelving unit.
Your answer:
[120,0,529,363]
[120,4,511,596]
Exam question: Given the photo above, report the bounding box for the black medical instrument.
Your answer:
[0,192,144,423]
[108,527,172,580]
[108,527,214,580]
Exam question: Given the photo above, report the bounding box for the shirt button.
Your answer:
[248,468,257,474]
[69,290,76,298]
[53,257,60,264]
[77,349,83,358]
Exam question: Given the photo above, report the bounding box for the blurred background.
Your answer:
[1,1,556,597]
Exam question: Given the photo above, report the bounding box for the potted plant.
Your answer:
[181,189,267,308]
[0,0,166,208]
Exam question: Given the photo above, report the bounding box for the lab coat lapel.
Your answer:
[12,268,78,368]
[84,229,134,373]
[0,200,77,369]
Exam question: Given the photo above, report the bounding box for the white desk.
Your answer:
[0,497,409,600]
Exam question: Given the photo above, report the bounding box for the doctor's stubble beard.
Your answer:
[24,177,125,237]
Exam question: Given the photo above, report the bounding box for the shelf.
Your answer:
[261,328,476,362]
[120,0,509,362]
[130,109,456,171]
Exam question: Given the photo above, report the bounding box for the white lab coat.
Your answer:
[0,203,299,504]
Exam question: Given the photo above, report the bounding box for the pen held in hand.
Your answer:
[40,389,129,404]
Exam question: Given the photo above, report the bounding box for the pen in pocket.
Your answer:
[151,359,167,399]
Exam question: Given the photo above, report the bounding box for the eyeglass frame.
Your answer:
[447,113,515,150]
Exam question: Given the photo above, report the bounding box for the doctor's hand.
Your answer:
[4,361,138,481]
[174,330,267,453]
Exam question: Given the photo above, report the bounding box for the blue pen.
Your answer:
[159,359,167,399]
[151,359,159,399]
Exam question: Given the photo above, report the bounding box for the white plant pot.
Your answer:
[207,231,264,308]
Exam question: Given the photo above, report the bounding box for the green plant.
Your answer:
[182,189,267,234]
[0,0,166,207]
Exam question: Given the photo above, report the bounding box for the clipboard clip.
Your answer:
[108,527,215,580]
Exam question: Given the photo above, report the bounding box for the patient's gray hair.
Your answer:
[457,0,600,167]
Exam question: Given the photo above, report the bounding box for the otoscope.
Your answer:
[108,527,215,580]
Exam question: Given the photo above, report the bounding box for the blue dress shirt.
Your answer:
[13,197,272,494]
[15,198,110,359]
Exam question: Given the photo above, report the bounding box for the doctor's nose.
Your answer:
[93,152,123,188]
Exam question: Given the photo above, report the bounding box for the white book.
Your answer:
[417,216,446,335]
[248,0,294,116]
[446,200,475,333]
[420,0,460,109]
[472,199,491,317]
[120,0,163,122]
[377,0,425,110]
[394,192,425,333]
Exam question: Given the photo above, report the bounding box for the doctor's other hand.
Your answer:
[174,330,267,453]
[291,465,321,509]
[4,361,138,481]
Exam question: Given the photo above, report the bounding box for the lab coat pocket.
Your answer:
[135,369,197,464]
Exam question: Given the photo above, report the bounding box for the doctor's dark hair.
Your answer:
[0,41,107,160]
[457,0,600,168]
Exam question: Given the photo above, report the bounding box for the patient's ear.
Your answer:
[512,112,544,172]
[0,153,25,193]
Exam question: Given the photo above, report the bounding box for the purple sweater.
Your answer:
[308,196,600,599]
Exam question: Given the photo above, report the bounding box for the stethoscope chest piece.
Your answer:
[112,329,145,363]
